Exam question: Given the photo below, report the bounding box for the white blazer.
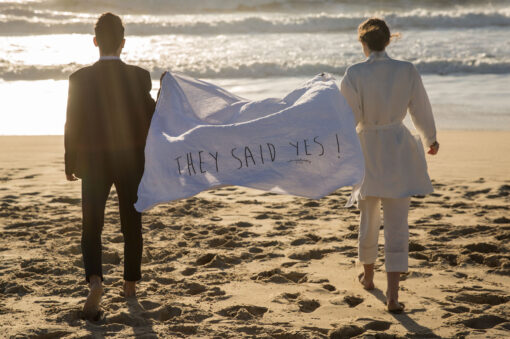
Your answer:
[340,51,437,199]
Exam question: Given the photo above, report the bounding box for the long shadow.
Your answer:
[368,288,441,338]
[125,296,158,338]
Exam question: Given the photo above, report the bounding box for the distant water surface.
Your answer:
[0,0,509,134]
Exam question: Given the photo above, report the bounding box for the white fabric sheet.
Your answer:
[135,72,364,212]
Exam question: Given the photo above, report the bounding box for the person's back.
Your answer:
[64,12,155,321]
[346,55,417,127]
[66,56,154,177]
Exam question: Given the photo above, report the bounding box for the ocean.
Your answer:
[0,0,509,134]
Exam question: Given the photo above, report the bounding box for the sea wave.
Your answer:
[1,9,510,35]
[2,59,510,81]
[21,0,510,14]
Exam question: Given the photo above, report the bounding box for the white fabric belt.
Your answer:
[356,121,403,133]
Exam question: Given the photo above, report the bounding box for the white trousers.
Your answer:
[358,196,410,272]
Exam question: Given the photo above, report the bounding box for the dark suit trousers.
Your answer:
[81,154,144,282]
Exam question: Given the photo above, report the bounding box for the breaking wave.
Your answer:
[2,59,510,81]
[1,9,510,35]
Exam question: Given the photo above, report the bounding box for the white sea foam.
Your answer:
[1,0,509,133]
[1,9,510,35]
[20,0,510,14]
[2,59,510,81]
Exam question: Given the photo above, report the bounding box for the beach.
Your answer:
[1,0,510,337]
[0,131,509,338]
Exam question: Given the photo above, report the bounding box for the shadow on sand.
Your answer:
[369,288,441,338]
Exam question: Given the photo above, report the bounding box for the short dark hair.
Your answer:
[95,12,124,54]
[358,18,392,52]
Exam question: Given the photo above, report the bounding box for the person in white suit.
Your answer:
[340,18,439,313]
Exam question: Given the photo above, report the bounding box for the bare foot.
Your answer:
[123,280,136,298]
[358,264,375,290]
[83,281,103,320]
[386,272,402,312]
[358,272,375,290]
[387,300,405,314]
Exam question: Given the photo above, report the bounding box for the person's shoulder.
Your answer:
[345,61,366,74]
[344,61,368,81]
[124,63,151,77]
[69,65,94,81]
[388,57,416,71]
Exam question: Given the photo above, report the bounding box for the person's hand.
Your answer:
[66,173,78,181]
[428,141,439,155]
[160,71,167,84]
[157,71,168,101]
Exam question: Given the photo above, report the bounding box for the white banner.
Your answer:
[135,72,364,212]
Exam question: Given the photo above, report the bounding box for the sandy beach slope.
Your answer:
[0,131,509,338]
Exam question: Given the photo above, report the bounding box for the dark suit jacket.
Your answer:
[65,60,156,178]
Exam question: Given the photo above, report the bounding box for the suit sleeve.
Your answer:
[64,75,79,176]
[408,65,437,147]
[340,68,362,125]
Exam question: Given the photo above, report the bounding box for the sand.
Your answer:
[0,131,509,338]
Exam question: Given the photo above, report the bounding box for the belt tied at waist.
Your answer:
[356,121,403,133]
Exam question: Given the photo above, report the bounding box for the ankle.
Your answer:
[89,279,102,289]
[363,265,374,279]
[386,291,398,302]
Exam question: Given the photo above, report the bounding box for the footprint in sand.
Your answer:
[49,197,81,205]
[288,248,332,260]
[431,253,458,266]
[323,284,336,291]
[290,233,321,246]
[461,315,508,330]
[462,242,500,254]
[297,298,320,313]
[409,241,426,252]
[251,268,307,284]
[447,225,491,237]
[464,188,491,199]
[443,305,470,314]
[181,281,207,295]
[494,217,510,224]
[328,324,365,339]
[157,305,182,321]
[197,253,241,269]
[277,292,300,302]
[362,319,392,331]
[181,267,197,276]
[451,292,509,306]
[217,305,268,320]
[168,325,198,335]
[343,294,364,308]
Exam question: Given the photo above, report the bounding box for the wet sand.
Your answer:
[0,132,509,338]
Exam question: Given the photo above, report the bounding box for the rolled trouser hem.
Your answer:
[359,247,378,265]
[359,257,377,265]
[123,273,142,282]
[385,252,408,272]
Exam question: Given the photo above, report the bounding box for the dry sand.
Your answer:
[0,132,509,338]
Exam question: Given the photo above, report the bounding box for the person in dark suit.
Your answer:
[65,12,156,320]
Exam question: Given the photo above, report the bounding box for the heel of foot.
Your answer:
[83,285,103,320]
[358,273,375,290]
